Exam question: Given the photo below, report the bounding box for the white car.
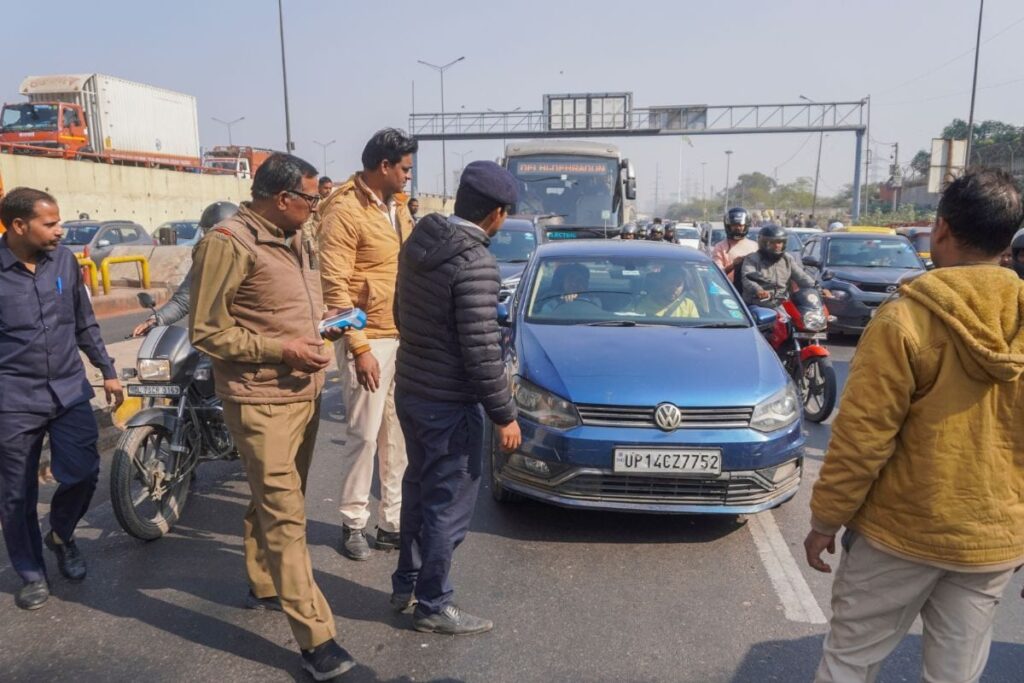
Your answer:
[673,225,701,250]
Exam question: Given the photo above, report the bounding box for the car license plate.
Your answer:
[127,384,181,397]
[613,448,722,475]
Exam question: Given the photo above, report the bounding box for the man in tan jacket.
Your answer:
[805,168,1024,683]
[190,154,355,679]
[318,128,417,560]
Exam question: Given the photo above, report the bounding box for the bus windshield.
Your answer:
[508,155,618,227]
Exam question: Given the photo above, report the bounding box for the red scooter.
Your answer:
[766,288,837,423]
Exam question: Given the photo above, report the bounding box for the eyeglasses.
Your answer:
[285,189,321,210]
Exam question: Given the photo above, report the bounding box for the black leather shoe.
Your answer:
[389,592,417,613]
[300,639,356,681]
[15,580,49,610]
[374,528,400,551]
[245,590,283,612]
[413,604,493,636]
[45,531,86,581]
[340,526,371,561]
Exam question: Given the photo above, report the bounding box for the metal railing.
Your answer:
[99,255,150,295]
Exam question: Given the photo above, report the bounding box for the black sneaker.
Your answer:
[374,528,400,551]
[413,604,493,636]
[15,580,49,610]
[44,531,86,581]
[245,590,283,612]
[339,527,371,561]
[389,592,417,613]
[300,639,356,681]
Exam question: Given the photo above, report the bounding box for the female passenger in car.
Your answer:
[636,268,699,318]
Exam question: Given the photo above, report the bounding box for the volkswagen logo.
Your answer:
[886,285,897,294]
[654,403,682,431]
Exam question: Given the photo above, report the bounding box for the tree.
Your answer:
[911,149,930,178]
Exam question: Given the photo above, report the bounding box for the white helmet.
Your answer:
[828,221,845,231]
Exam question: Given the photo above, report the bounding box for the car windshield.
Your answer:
[524,256,749,327]
[827,239,922,268]
[676,227,700,240]
[1,103,58,132]
[489,228,536,262]
[748,233,803,252]
[62,224,99,245]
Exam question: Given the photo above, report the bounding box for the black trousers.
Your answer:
[391,388,484,615]
[0,398,100,582]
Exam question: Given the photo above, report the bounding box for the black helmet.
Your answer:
[725,207,751,239]
[757,224,788,262]
[1011,228,1024,278]
[620,223,638,240]
[199,201,239,230]
[664,223,676,241]
[648,223,665,240]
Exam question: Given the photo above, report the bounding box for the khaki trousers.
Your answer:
[223,399,336,651]
[816,533,1015,683]
[335,337,406,533]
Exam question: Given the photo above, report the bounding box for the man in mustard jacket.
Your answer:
[318,129,417,560]
[805,168,1024,682]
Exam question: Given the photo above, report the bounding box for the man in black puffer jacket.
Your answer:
[391,161,522,636]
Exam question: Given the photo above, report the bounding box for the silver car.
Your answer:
[62,220,152,265]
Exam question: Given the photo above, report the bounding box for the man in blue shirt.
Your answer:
[0,187,123,610]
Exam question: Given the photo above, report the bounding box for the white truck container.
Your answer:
[18,73,200,166]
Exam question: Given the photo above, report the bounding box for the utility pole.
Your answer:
[277,0,294,151]
[418,56,466,199]
[891,143,901,212]
[799,95,825,220]
[701,162,707,220]
[411,80,417,197]
[677,138,684,204]
[654,163,661,216]
[965,0,985,167]
[724,150,733,212]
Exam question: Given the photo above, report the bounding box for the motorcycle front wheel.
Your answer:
[800,357,837,423]
[111,424,193,540]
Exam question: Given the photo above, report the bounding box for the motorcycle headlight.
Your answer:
[512,376,579,430]
[802,310,827,331]
[138,359,171,382]
[750,384,800,433]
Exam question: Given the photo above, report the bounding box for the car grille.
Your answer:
[856,282,897,294]
[575,404,754,429]
[555,472,793,505]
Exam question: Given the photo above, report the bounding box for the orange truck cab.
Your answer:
[0,101,89,157]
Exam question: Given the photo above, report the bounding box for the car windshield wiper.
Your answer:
[688,322,749,328]
[584,320,637,327]
[502,258,530,263]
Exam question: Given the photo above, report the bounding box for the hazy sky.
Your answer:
[2,0,1020,214]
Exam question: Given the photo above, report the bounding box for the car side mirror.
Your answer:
[97,239,111,248]
[751,306,778,331]
[802,256,820,268]
[497,302,511,328]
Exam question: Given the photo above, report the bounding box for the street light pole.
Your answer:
[701,162,707,220]
[965,0,985,167]
[800,95,825,219]
[313,139,336,176]
[277,0,294,151]
[418,56,465,199]
[212,116,244,146]
[724,150,733,212]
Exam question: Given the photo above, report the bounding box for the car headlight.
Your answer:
[138,359,171,382]
[512,376,579,430]
[750,384,800,433]
[802,310,827,331]
[829,289,850,302]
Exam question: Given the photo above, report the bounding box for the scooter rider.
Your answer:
[636,223,650,240]
[663,223,676,244]
[711,207,758,283]
[648,222,665,241]
[740,224,818,307]
[132,201,239,337]
[620,223,638,240]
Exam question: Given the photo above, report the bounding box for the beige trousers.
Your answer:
[816,533,1015,683]
[223,399,336,651]
[335,337,406,533]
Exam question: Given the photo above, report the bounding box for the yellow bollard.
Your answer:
[99,255,151,295]
[77,257,99,297]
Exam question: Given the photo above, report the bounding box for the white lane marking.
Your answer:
[748,510,827,624]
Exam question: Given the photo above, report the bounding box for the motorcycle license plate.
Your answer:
[127,384,181,397]
[613,448,722,476]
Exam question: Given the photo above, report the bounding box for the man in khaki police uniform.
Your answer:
[190,153,355,680]
[318,128,418,560]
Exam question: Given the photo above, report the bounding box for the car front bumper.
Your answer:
[493,419,805,514]
[826,291,890,334]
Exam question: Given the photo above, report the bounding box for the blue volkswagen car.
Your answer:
[489,240,804,514]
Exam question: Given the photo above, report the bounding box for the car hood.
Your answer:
[825,265,921,285]
[498,262,527,282]
[517,322,789,407]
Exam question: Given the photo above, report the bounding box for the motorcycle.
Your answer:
[765,288,837,423]
[111,293,367,540]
